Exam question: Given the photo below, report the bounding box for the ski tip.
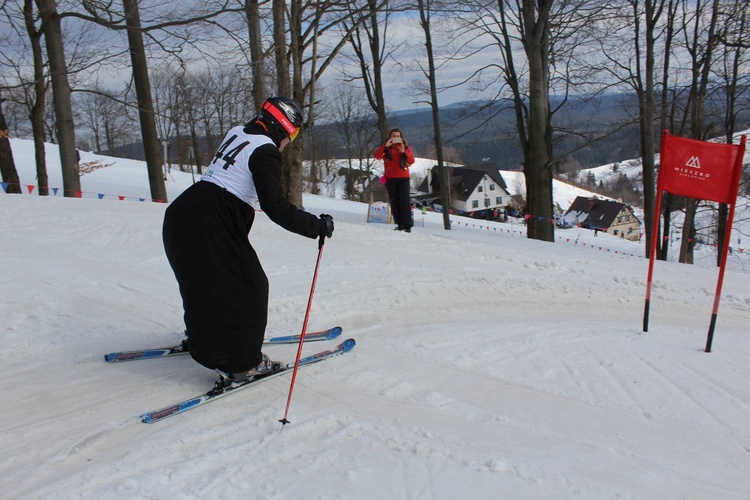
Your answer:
[104,354,114,362]
[329,326,343,339]
[341,338,356,352]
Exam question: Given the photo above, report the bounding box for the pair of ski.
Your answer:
[104,326,354,424]
[104,326,344,362]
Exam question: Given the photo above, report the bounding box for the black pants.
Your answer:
[385,178,412,229]
[163,181,267,373]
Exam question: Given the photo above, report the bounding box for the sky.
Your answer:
[2,139,750,499]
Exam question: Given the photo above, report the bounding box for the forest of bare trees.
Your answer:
[1,0,748,260]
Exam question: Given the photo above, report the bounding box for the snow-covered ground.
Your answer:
[2,139,750,498]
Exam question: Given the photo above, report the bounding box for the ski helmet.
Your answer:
[258,97,303,142]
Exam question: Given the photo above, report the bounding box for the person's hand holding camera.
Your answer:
[386,137,403,150]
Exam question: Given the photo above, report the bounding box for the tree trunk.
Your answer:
[716,202,728,266]
[417,0,450,230]
[245,0,266,112]
[35,0,80,197]
[640,0,658,258]
[680,0,719,263]
[658,192,672,260]
[351,0,389,141]
[0,93,22,194]
[657,0,678,261]
[367,0,389,142]
[272,0,291,95]
[522,0,554,242]
[272,0,299,205]
[679,197,697,264]
[24,0,49,196]
[714,0,747,266]
[123,0,168,203]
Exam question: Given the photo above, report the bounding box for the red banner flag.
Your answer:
[658,132,743,204]
[645,131,746,352]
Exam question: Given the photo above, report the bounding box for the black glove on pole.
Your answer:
[318,213,334,249]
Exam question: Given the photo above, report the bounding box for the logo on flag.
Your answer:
[685,156,701,169]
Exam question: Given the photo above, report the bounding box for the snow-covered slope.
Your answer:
[2,138,750,498]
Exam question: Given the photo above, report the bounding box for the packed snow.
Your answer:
[2,139,750,499]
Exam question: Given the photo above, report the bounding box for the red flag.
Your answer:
[645,132,746,352]
[658,133,743,204]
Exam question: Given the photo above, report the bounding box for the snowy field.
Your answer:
[2,139,750,499]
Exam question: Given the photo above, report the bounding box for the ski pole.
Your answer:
[279,235,326,427]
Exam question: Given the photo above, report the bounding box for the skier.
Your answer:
[162,97,334,385]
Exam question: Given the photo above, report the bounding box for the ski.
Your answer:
[262,326,342,345]
[104,326,343,363]
[140,338,356,424]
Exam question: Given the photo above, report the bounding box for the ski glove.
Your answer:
[319,214,334,238]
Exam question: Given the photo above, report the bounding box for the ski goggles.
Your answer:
[263,101,300,142]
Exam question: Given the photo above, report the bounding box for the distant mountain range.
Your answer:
[112,91,749,172]
[383,92,750,170]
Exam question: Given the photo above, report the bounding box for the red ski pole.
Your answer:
[279,236,326,427]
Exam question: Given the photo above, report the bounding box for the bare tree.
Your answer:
[593,0,674,258]
[657,0,679,261]
[35,0,80,197]
[151,67,179,168]
[415,0,452,230]
[444,0,602,241]
[174,72,206,174]
[330,84,379,201]
[71,1,245,200]
[713,0,749,265]
[0,90,22,194]
[245,0,267,111]
[22,0,49,195]
[634,0,666,259]
[272,0,366,207]
[342,0,393,141]
[677,0,720,264]
[205,67,244,140]
[79,86,131,154]
[120,0,167,201]
[521,0,556,241]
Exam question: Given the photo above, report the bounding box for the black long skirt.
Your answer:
[163,181,267,373]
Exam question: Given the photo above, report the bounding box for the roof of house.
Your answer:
[417,164,511,201]
[563,196,637,229]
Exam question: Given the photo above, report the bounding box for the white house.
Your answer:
[416,164,512,217]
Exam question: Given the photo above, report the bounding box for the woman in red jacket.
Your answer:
[374,128,416,232]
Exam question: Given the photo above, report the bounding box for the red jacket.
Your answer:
[374,143,415,179]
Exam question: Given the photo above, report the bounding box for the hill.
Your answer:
[110,92,750,170]
[382,93,750,168]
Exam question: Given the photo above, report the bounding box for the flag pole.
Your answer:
[644,131,670,332]
[705,135,746,352]
[643,188,662,332]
